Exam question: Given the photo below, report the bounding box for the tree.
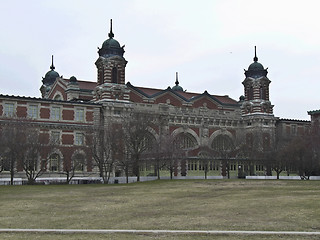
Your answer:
[212,134,235,179]
[198,151,212,179]
[279,134,320,180]
[0,120,38,185]
[157,133,185,179]
[122,112,153,181]
[88,121,121,184]
[0,119,54,185]
[21,127,53,184]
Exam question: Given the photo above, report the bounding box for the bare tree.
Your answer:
[0,120,49,185]
[212,135,236,179]
[160,134,186,179]
[122,112,153,182]
[61,152,87,184]
[288,136,320,180]
[21,127,54,184]
[88,122,120,184]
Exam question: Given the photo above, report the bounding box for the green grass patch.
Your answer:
[0,179,319,239]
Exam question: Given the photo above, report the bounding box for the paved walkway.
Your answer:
[0,229,320,235]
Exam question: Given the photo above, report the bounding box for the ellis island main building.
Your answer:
[1,22,319,182]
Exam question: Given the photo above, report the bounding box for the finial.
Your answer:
[175,72,179,85]
[50,55,55,70]
[253,46,258,62]
[108,19,114,38]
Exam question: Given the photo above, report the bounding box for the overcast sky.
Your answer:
[1,0,320,120]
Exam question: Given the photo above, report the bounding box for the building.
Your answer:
[0,21,315,181]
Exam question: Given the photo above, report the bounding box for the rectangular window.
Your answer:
[114,109,121,115]
[75,108,85,122]
[51,131,60,144]
[75,132,84,145]
[4,103,15,117]
[28,105,38,119]
[51,106,61,120]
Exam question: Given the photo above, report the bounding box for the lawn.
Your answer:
[0,179,319,239]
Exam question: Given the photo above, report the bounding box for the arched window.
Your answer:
[248,86,254,100]
[54,94,62,101]
[111,67,118,84]
[174,133,197,150]
[73,154,85,171]
[143,132,156,152]
[260,86,267,100]
[49,153,60,172]
[212,135,234,151]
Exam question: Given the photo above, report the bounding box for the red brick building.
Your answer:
[0,21,314,181]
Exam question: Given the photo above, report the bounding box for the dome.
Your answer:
[172,72,183,91]
[172,85,184,91]
[42,56,60,86]
[98,20,125,57]
[70,76,77,83]
[244,46,268,78]
[248,61,264,71]
[102,38,121,49]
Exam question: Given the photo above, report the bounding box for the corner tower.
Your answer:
[241,47,273,115]
[94,20,129,101]
[40,55,60,98]
[240,47,277,170]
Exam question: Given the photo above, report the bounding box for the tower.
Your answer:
[241,46,273,115]
[40,55,60,98]
[241,47,277,170]
[94,19,129,102]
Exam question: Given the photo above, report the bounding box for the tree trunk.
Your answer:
[10,159,14,185]
[125,168,129,184]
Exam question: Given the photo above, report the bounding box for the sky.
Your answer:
[1,0,320,120]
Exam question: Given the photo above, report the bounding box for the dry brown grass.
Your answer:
[0,179,319,239]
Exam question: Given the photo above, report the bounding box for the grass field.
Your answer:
[0,179,319,239]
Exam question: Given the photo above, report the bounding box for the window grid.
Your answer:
[51,131,60,144]
[75,132,84,145]
[51,107,61,120]
[28,105,38,119]
[75,108,85,122]
[4,103,15,117]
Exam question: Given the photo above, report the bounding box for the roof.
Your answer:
[127,82,239,106]
[308,110,320,115]
[0,94,101,106]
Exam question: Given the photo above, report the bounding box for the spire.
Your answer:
[108,19,114,38]
[50,55,55,70]
[253,46,258,62]
[172,72,183,91]
[175,72,179,85]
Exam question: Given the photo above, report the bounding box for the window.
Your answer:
[248,86,254,100]
[54,95,62,101]
[49,154,60,172]
[3,103,15,117]
[212,135,234,151]
[51,106,61,120]
[28,105,38,119]
[114,109,121,115]
[75,108,85,122]
[174,133,197,150]
[73,154,85,171]
[51,131,60,144]
[111,67,118,83]
[75,132,84,145]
